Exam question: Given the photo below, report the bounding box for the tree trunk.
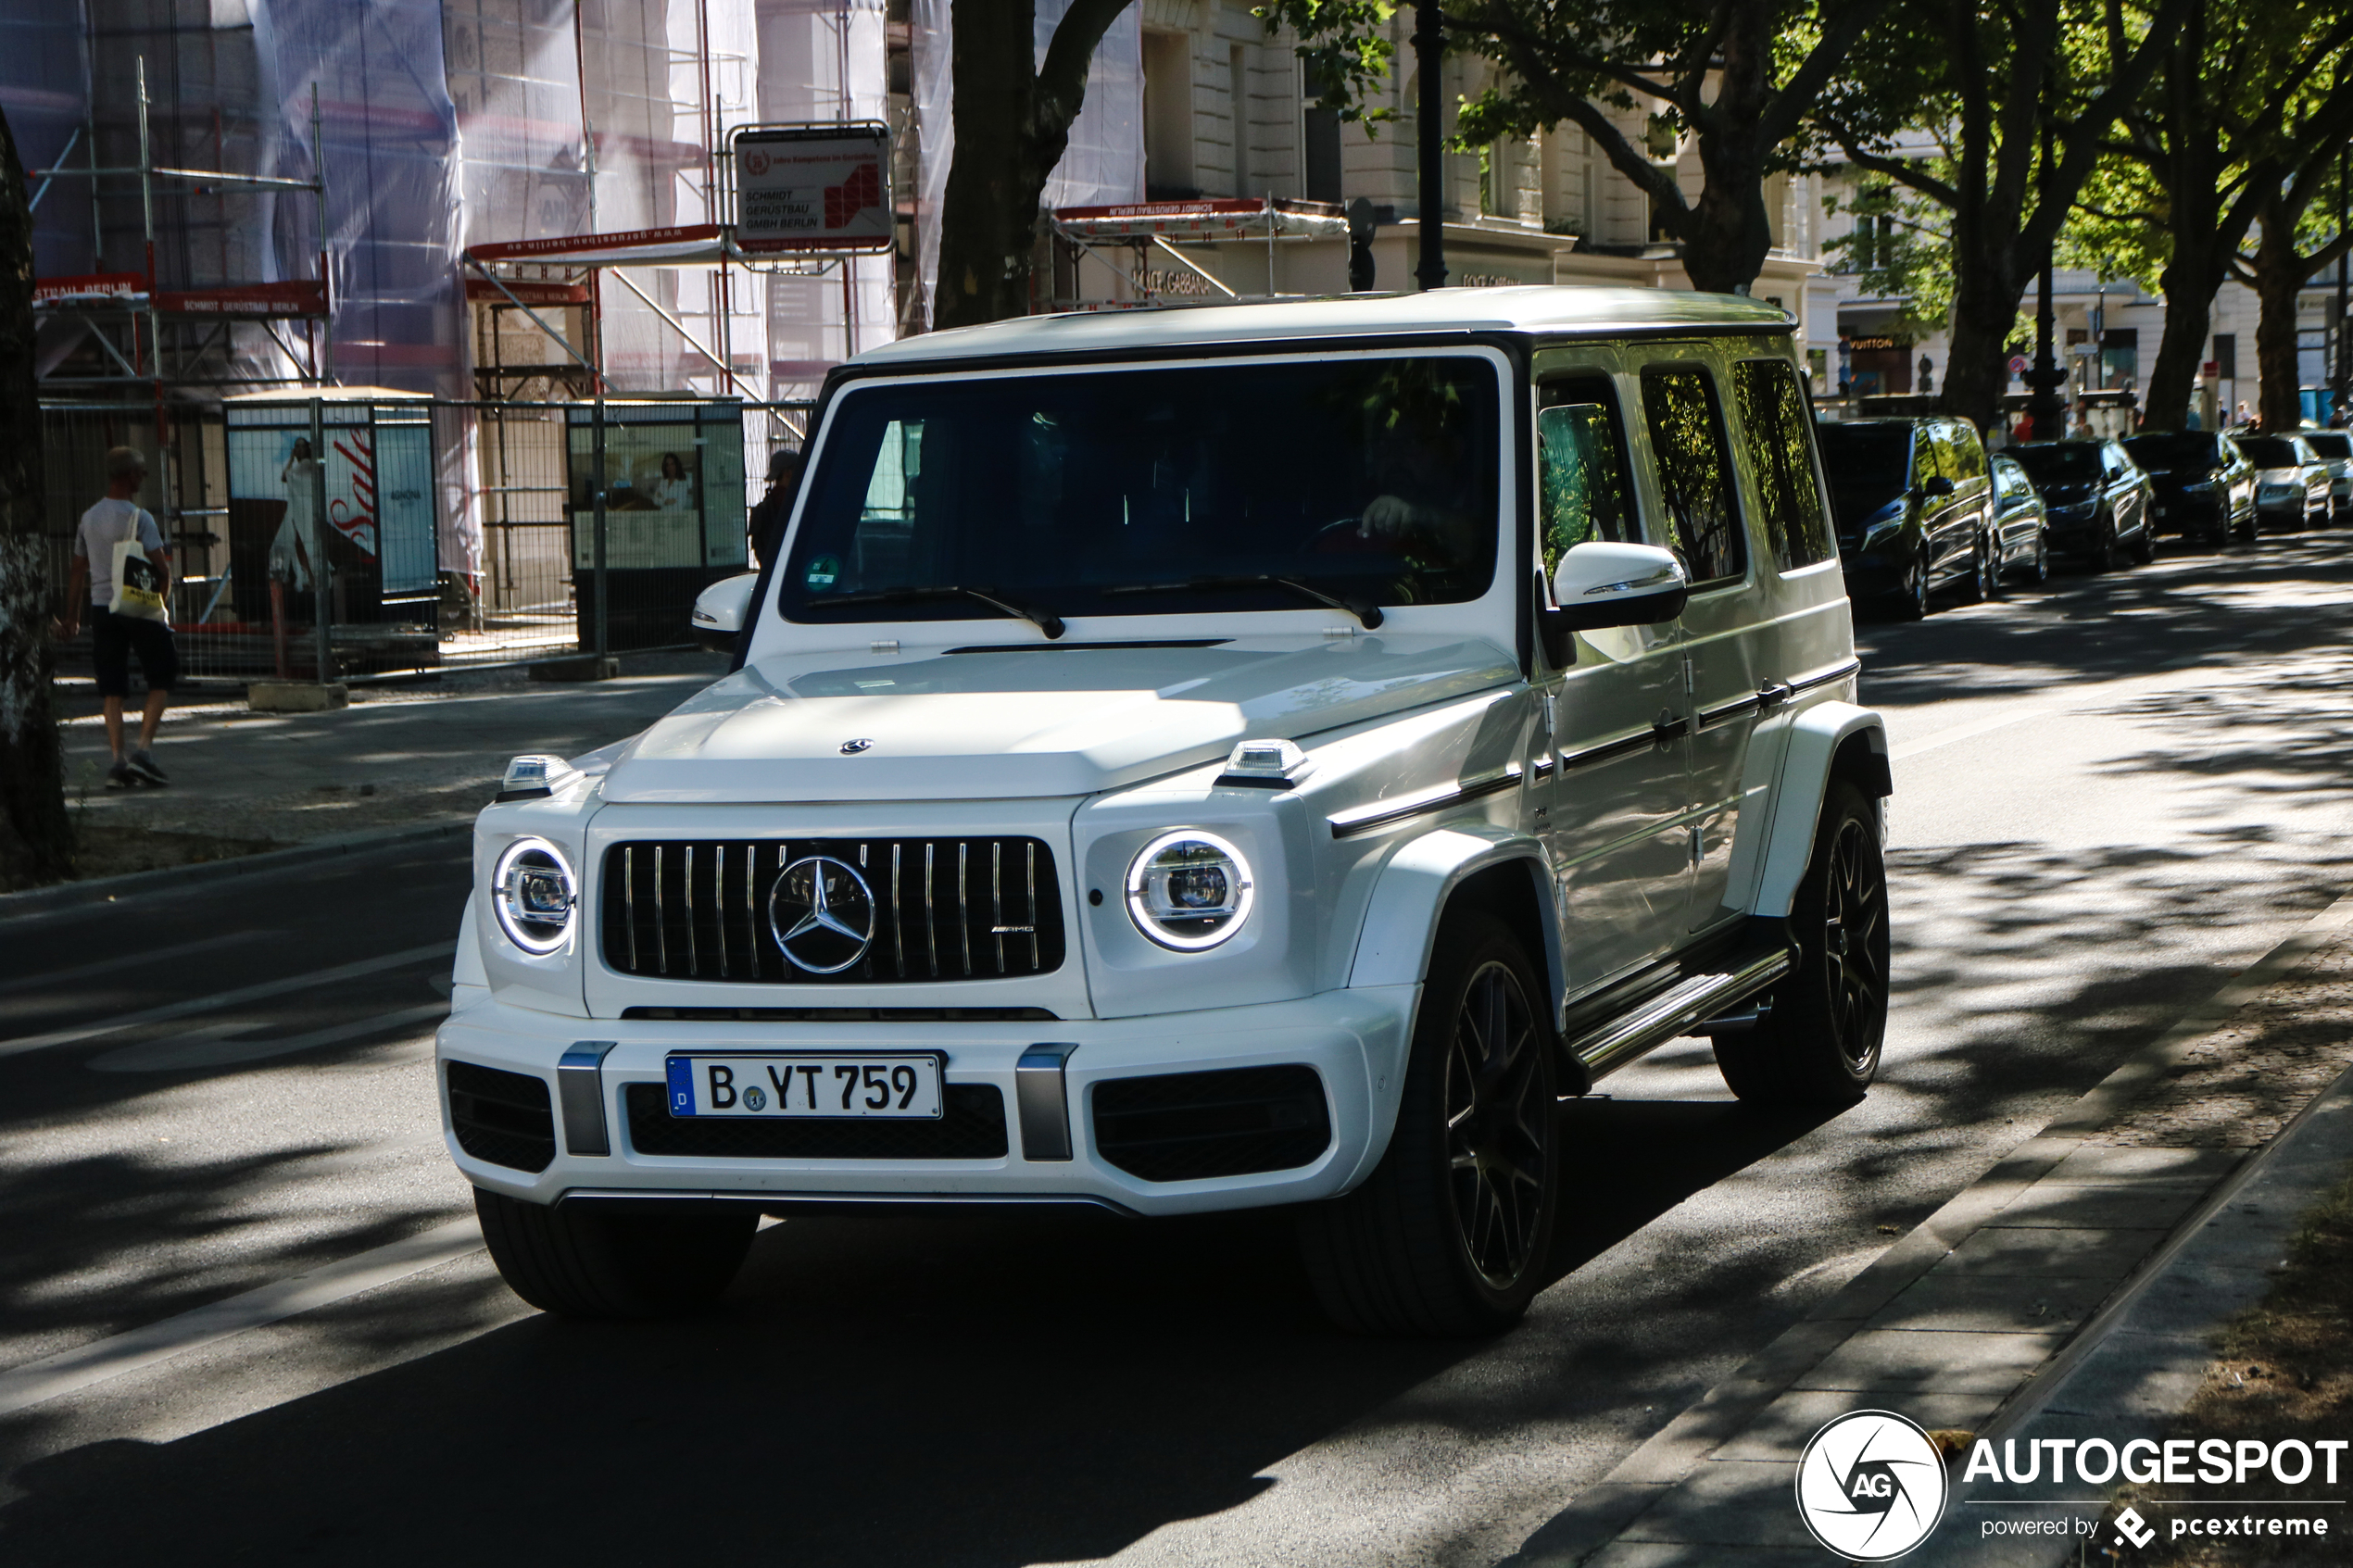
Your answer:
[936,0,1044,330]
[1681,138,1774,296]
[933,0,1136,332]
[1941,270,2026,435]
[0,107,72,888]
[2144,232,2224,433]
[2251,204,2307,433]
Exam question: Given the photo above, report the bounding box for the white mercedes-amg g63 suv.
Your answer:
[438,287,1891,1336]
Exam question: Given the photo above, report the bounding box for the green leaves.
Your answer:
[1258,0,1398,129]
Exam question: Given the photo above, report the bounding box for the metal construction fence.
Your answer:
[42,397,812,685]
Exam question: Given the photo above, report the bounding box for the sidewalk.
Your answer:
[1507,897,2353,1567]
[47,650,727,866]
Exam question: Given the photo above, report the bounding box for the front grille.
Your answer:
[447,1060,556,1173]
[1091,1066,1331,1183]
[599,837,1065,984]
[623,1081,1009,1159]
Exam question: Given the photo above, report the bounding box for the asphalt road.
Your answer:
[6,533,2353,1567]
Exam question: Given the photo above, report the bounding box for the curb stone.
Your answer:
[1502,888,2353,1568]
[1907,1062,2353,1567]
[0,816,473,925]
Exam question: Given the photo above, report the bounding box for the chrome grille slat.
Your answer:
[957,843,972,977]
[601,836,1063,985]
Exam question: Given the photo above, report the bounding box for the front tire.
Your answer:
[1298,911,1558,1336]
[1963,529,1997,602]
[1714,781,1890,1105]
[475,1186,758,1319]
[1888,550,1931,621]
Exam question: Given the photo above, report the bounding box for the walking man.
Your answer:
[57,446,177,788]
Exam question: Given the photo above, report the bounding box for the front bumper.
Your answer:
[2149,493,2221,533]
[435,986,1418,1216]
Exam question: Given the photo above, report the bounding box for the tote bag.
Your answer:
[107,511,169,622]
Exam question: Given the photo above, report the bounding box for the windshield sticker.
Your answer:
[805,554,840,588]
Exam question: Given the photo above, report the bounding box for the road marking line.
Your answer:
[0,941,455,1061]
[1889,704,2062,761]
[0,1216,485,1420]
[0,929,282,999]
[88,1001,450,1073]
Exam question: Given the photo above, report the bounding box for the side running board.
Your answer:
[1568,945,1793,1085]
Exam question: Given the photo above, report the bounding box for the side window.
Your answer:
[1730,358,1832,571]
[1948,420,1986,479]
[1909,429,1939,490]
[1639,364,1746,584]
[1930,423,1963,482]
[1536,374,1639,575]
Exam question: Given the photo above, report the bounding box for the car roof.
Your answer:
[849,286,1794,370]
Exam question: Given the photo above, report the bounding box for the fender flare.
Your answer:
[1752,700,1891,919]
[1347,824,1563,1009]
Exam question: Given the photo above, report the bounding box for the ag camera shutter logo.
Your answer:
[1795,1410,1949,1561]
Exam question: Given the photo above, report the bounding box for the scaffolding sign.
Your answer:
[728,123,892,256]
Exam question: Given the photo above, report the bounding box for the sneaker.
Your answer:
[106,761,135,789]
[126,749,170,786]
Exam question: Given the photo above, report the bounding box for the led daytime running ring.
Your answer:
[492,835,576,956]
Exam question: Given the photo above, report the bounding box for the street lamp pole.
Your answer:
[2335,142,2349,420]
[1414,1,1447,292]
[2023,131,2066,440]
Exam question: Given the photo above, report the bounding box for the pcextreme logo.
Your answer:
[1795,1410,1950,1561]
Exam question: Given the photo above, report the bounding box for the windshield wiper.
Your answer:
[818,585,1064,640]
[1101,574,1383,630]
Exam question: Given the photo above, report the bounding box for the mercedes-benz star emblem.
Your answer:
[768,855,877,973]
[840,738,873,754]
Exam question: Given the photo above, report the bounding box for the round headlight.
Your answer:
[1125,830,1254,951]
[492,836,575,956]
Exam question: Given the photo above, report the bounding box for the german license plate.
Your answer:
[663,1054,944,1119]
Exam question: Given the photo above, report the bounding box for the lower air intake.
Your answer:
[1090,1065,1331,1183]
[447,1060,557,1173]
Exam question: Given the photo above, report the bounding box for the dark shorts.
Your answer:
[91,606,178,698]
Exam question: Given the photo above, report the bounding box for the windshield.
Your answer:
[778,356,1501,628]
[2123,433,2218,473]
[2239,438,2300,468]
[2305,433,2353,459]
[1812,422,1914,526]
[2012,443,2101,483]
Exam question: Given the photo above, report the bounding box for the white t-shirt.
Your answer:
[74,498,167,607]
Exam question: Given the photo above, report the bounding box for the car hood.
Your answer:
[595,633,1523,803]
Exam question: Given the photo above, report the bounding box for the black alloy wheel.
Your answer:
[1973,529,2003,600]
[2017,523,2050,583]
[1890,549,1931,621]
[2092,510,2122,571]
[2133,517,2157,565]
[1715,780,1890,1104]
[2236,502,2259,543]
[1298,911,1559,1336]
[1442,957,1552,1291]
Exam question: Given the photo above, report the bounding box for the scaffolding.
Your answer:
[29,57,333,408]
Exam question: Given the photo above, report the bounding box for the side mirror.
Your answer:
[690,572,760,653]
[1918,475,1956,498]
[1543,541,1689,649]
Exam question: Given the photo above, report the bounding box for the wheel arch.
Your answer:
[1751,701,1892,919]
[1347,825,1562,1010]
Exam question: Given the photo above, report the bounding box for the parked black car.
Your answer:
[1816,416,1998,619]
[2121,429,2256,546]
[2010,440,2152,569]
[1987,454,2051,584]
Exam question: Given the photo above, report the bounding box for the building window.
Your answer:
[1142,31,1196,200]
[1302,59,1342,204]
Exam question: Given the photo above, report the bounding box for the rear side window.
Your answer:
[1946,420,1986,478]
[1536,374,1641,575]
[1640,365,1745,584]
[1731,359,1832,571]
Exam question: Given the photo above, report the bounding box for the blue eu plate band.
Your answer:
[559,1041,618,1156]
[1015,1042,1080,1161]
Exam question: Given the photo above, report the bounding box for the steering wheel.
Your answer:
[1302,517,1370,556]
